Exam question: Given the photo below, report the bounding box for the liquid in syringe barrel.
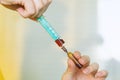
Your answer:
[37,16,60,40]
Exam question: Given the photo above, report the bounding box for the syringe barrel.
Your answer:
[37,16,60,40]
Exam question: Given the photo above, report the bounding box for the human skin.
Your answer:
[62,51,108,80]
[0,0,52,18]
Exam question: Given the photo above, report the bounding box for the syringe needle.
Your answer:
[61,46,68,53]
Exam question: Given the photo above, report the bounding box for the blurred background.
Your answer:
[0,0,120,80]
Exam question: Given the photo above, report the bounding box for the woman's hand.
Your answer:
[0,0,52,18]
[62,51,108,80]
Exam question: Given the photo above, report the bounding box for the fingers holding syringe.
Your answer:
[31,0,52,18]
[17,0,52,19]
[0,0,52,19]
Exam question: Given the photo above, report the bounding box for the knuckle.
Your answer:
[79,55,90,66]
[88,63,99,72]
[83,55,90,61]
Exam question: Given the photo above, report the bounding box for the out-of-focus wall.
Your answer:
[0,5,25,80]
[97,0,120,80]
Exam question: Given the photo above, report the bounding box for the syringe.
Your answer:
[37,16,83,69]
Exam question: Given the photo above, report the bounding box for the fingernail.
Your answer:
[98,71,104,76]
[80,59,85,64]
[95,72,103,78]
[83,68,90,74]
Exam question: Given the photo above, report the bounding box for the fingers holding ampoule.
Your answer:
[62,51,108,80]
[73,51,90,67]
[67,51,90,73]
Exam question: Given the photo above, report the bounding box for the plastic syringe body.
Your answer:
[37,16,64,47]
[37,16,83,69]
